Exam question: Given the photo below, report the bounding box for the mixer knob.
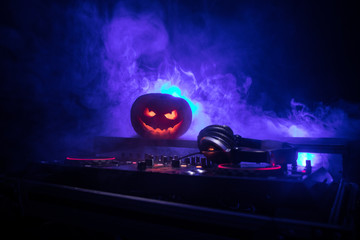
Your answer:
[305,160,312,174]
[199,157,212,168]
[171,159,180,168]
[201,157,207,167]
[137,161,146,171]
[145,154,154,167]
[190,157,196,165]
[160,155,165,163]
[162,156,168,165]
[145,158,153,167]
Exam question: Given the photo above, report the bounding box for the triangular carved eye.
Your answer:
[144,108,156,117]
[164,110,177,120]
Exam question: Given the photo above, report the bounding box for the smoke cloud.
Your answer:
[1,0,359,167]
[100,1,360,140]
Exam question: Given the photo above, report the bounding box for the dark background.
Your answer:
[1,0,359,172]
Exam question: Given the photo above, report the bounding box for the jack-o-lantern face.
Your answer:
[131,93,192,139]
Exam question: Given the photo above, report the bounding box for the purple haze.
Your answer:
[101,3,359,140]
[3,0,359,165]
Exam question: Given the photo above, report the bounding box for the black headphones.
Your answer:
[197,125,236,152]
[197,125,297,166]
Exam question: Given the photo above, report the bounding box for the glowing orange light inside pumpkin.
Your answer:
[139,118,183,137]
[208,147,215,151]
[164,110,177,120]
[144,108,156,117]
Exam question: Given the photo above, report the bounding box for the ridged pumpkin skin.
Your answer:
[131,93,192,139]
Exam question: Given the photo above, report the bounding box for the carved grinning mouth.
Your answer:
[139,118,183,137]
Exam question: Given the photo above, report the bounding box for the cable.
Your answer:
[178,152,202,160]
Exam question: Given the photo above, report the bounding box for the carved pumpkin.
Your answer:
[131,93,192,139]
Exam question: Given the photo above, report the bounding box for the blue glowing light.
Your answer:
[289,125,308,137]
[297,152,316,166]
[160,84,199,115]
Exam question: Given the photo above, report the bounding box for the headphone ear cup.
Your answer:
[198,125,236,152]
[198,125,233,140]
[219,125,234,136]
